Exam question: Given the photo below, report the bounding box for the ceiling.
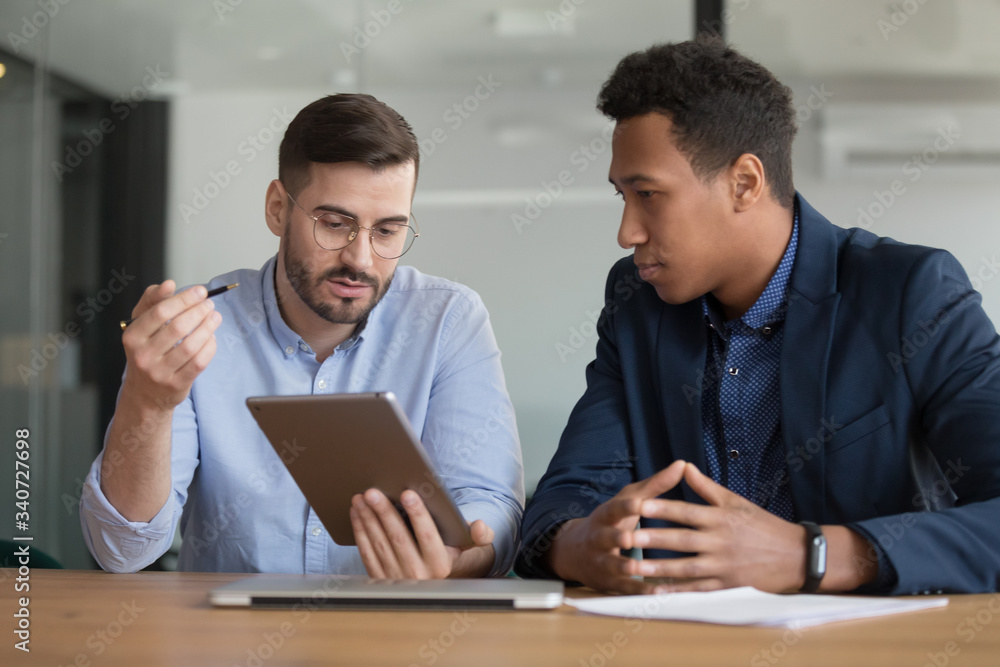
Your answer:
[3,0,1000,102]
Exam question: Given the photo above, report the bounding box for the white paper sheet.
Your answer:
[564,587,948,627]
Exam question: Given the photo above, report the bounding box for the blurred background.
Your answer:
[3,0,1000,569]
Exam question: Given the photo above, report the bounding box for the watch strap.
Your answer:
[800,521,827,593]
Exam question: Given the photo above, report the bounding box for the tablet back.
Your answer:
[246,392,473,548]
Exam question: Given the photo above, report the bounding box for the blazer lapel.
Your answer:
[781,194,843,521]
[655,299,709,504]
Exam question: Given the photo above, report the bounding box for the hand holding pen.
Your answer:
[118,281,235,411]
[120,283,238,330]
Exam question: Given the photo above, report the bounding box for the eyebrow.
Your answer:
[313,204,410,224]
[609,173,659,188]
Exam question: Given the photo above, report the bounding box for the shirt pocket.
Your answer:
[826,404,891,454]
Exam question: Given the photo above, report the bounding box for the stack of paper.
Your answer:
[565,587,947,627]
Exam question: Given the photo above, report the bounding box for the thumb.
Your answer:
[469,519,494,547]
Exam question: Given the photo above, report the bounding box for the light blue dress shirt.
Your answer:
[80,256,525,576]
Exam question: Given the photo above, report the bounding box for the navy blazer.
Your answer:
[517,194,1000,594]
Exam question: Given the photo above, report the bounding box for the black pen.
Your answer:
[119,283,239,331]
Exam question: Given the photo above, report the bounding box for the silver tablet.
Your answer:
[246,392,473,549]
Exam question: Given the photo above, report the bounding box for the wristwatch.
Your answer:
[800,521,827,593]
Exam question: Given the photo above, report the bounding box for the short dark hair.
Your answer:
[597,36,797,208]
[278,93,420,197]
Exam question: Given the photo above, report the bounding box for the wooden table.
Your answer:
[4,568,999,666]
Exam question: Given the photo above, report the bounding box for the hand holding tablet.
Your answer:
[246,393,475,552]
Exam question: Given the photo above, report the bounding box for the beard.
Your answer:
[282,231,393,326]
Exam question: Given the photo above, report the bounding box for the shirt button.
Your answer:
[284,346,294,355]
[317,379,327,390]
[729,449,739,460]
[312,528,322,537]
[762,326,772,335]
[299,342,309,352]
[728,367,739,376]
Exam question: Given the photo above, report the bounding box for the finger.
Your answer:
[638,498,716,528]
[399,490,451,578]
[683,463,733,506]
[363,489,428,578]
[149,298,216,353]
[469,519,494,548]
[350,502,386,578]
[352,493,406,578]
[653,578,726,594]
[602,576,659,596]
[130,281,176,320]
[636,555,721,581]
[632,526,714,554]
[131,284,209,339]
[593,495,645,527]
[174,325,218,385]
[167,311,221,379]
[628,459,688,500]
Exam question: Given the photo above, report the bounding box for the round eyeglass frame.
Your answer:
[285,190,419,260]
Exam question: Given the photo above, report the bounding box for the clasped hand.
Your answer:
[550,460,808,595]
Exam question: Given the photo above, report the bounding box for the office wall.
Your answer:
[167,80,1000,494]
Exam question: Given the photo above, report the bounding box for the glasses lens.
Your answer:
[371,223,416,259]
[313,213,357,250]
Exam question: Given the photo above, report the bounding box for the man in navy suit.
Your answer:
[516,36,1000,595]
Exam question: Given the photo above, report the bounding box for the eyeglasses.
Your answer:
[285,191,419,260]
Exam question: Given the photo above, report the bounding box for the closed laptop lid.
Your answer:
[209,575,565,611]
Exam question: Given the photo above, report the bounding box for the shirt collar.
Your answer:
[261,255,368,357]
[702,201,800,333]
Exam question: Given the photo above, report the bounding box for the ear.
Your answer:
[265,179,288,238]
[729,153,765,213]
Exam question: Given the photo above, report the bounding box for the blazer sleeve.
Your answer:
[515,261,638,579]
[851,249,1000,594]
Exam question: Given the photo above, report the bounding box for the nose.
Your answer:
[338,228,375,273]
[617,203,647,250]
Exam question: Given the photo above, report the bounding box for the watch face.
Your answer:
[810,536,827,576]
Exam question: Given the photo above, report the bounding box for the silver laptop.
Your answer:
[209,575,565,611]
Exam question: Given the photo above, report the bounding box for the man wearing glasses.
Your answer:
[80,94,524,579]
